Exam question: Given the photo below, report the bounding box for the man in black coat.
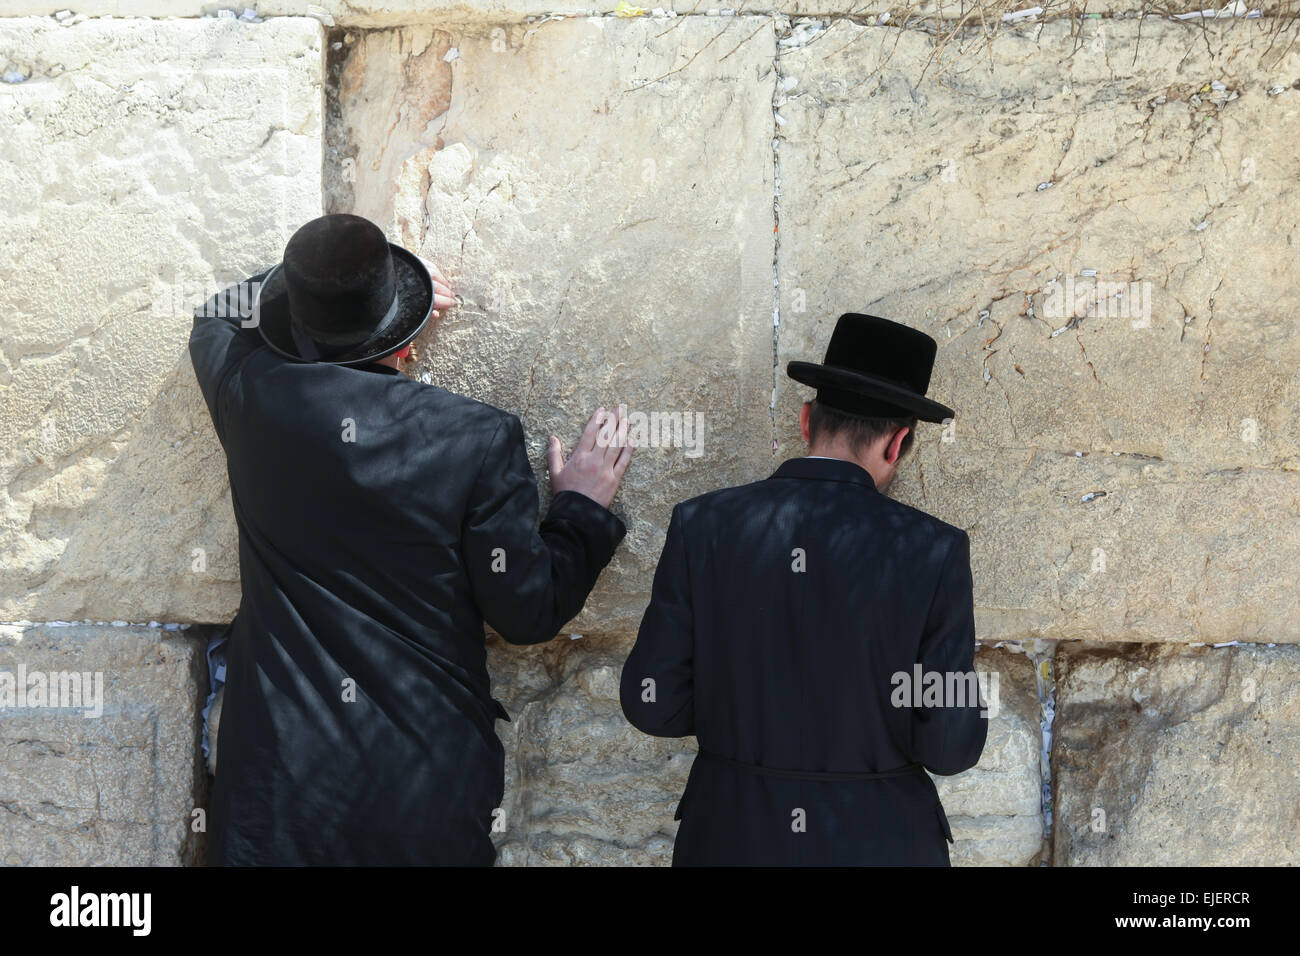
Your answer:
[189,214,632,865]
[621,313,987,866]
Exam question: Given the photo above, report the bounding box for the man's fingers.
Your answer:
[603,406,628,463]
[579,406,605,452]
[418,255,450,288]
[613,434,634,478]
[546,435,564,477]
[596,406,620,461]
[417,255,455,313]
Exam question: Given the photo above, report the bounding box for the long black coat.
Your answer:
[620,456,987,866]
[190,271,625,865]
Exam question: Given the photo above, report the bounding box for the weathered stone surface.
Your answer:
[489,636,689,864]
[0,3,1249,27]
[907,448,1300,644]
[487,637,1042,864]
[938,645,1044,865]
[0,623,208,865]
[1052,641,1300,865]
[0,17,324,621]
[776,18,1300,642]
[0,1,577,21]
[337,16,778,632]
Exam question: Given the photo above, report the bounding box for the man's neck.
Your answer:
[806,445,888,490]
[807,446,869,471]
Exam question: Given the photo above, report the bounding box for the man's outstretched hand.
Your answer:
[547,406,634,510]
[416,254,457,318]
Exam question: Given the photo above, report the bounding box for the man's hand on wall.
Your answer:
[547,406,634,510]
[416,254,457,317]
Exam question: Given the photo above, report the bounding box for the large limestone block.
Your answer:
[906,445,1300,643]
[1055,641,1300,864]
[490,636,688,864]
[337,17,778,631]
[488,637,1042,864]
[1052,642,1300,865]
[776,19,1300,642]
[0,17,324,621]
[936,645,1044,865]
[0,623,208,865]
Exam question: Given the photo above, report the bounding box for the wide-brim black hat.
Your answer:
[253,214,434,366]
[787,313,954,423]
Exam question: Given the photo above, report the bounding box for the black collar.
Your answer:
[770,455,877,491]
[355,361,402,376]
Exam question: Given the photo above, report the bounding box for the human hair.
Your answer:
[807,399,917,460]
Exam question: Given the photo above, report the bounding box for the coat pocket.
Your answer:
[934,803,954,844]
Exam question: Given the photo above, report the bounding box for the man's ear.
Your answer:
[884,425,910,465]
[799,402,812,443]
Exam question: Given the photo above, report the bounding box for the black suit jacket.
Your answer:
[620,456,987,866]
[190,271,625,865]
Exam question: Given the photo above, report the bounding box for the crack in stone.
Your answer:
[622,17,738,92]
[1199,278,1222,383]
[770,17,788,459]
[1026,639,1057,864]
[1073,328,1100,385]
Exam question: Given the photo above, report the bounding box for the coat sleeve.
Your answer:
[188,270,270,440]
[911,530,988,775]
[620,504,694,737]
[461,412,626,646]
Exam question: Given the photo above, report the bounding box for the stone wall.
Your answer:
[0,624,209,864]
[1,2,1297,864]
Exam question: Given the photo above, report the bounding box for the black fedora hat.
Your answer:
[787,313,954,423]
[253,213,434,366]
